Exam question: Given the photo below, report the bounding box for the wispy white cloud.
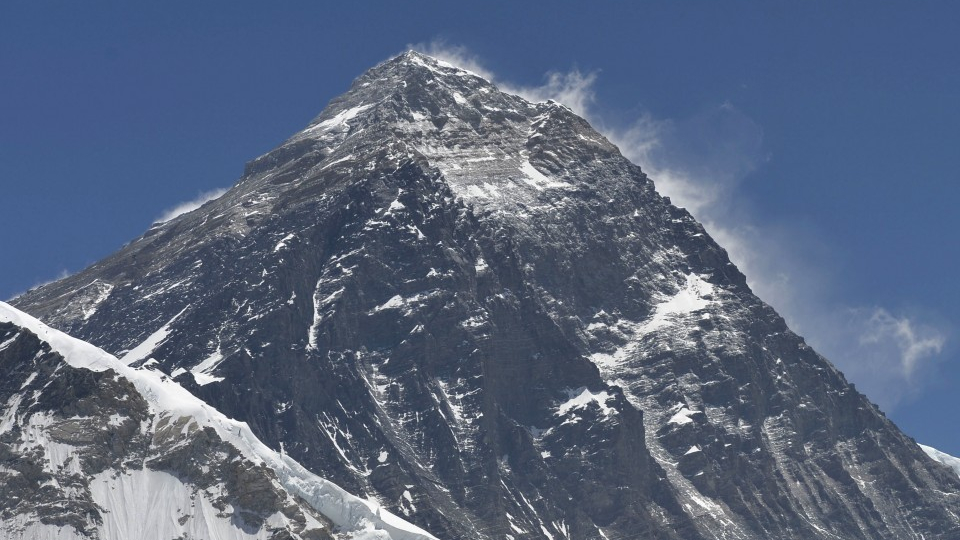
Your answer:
[408,41,949,411]
[156,188,227,224]
[7,268,71,301]
[8,189,228,300]
[860,308,946,378]
[790,306,949,407]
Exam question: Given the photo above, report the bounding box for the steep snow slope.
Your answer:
[921,444,960,478]
[12,52,960,540]
[0,301,436,540]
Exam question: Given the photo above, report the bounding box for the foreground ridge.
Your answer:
[0,301,436,540]
[12,51,960,539]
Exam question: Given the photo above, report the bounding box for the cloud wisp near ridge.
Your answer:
[156,187,228,224]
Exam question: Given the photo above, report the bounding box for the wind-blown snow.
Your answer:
[156,188,228,223]
[0,301,437,540]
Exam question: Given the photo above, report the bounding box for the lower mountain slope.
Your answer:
[12,51,960,539]
[0,302,437,540]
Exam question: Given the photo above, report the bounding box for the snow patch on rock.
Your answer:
[119,306,190,365]
[642,273,716,334]
[556,387,616,417]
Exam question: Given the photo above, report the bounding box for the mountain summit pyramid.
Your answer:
[11,51,960,539]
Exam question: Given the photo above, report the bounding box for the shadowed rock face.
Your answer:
[13,51,960,539]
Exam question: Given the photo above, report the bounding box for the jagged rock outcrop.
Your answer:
[13,51,960,539]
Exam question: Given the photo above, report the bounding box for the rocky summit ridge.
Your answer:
[9,51,960,539]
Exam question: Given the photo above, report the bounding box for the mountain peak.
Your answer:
[257,48,626,218]
[11,53,960,540]
[382,49,489,80]
[286,49,513,145]
[341,49,493,103]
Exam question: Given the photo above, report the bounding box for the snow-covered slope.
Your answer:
[0,301,436,540]
[920,444,960,479]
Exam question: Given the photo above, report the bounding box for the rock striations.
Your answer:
[10,51,960,539]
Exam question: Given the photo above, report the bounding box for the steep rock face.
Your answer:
[13,52,960,539]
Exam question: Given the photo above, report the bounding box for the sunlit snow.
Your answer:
[0,301,438,540]
[119,306,190,365]
[555,387,616,417]
[641,273,716,333]
[304,104,374,134]
[920,444,960,478]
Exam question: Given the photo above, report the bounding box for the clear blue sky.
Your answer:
[2,3,958,455]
